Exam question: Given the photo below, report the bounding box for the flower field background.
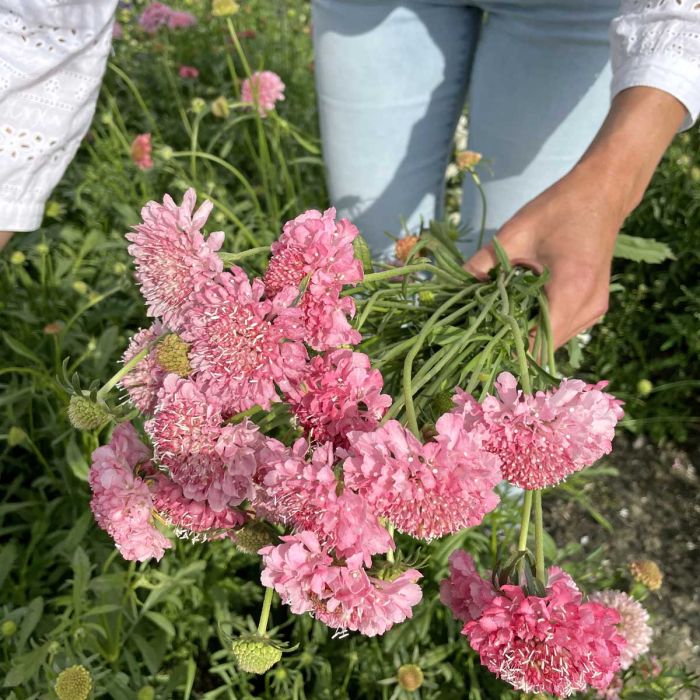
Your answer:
[1,2,699,699]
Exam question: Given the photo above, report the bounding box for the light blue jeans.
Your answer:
[312,0,618,255]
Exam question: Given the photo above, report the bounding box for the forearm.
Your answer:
[573,86,687,217]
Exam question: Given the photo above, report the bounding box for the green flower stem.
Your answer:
[497,273,532,394]
[358,263,462,286]
[533,490,546,585]
[257,586,275,636]
[97,338,162,400]
[386,523,396,563]
[464,327,510,394]
[471,171,489,251]
[518,490,533,552]
[538,291,557,376]
[219,247,271,265]
[401,288,475,435]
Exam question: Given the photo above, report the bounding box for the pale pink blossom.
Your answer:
[181,267,307,414]
[260,531,422,636]
[119,322,166,414]
[439,550,497,623]
[139,3,196,33]
[256,439,392,567]
[178,65,199,79]
[264,208,363,350]
[146,375,265,511]
[130,133,153,171]
[112,21,123,39]
[451,372,624,490]
[241,70,285,116]
[463,569,626,697]
[126,188,224,329]
[148,468,245,539]
[589,590,652,670]
[285,350,391,448]
[89,423,171,561]
[343,418,501,541]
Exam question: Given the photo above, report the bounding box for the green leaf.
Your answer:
[352,234,374,275]
[144,610,176,637]
[2,332,43,366]
[17,598,43,651]
[0,543,17,589]
[614,234,676,263]
[132,632,164,675]
[72,547,91,614]
[3,644,49,687]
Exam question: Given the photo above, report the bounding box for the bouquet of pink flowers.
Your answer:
[66,189,653,697]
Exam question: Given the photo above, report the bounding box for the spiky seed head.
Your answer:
[234,520,277,554]
[231,637,282,674]
[68,395,109,431]
[155,334,191,377]
[629,559,663,591]
[397,664,424,692]
[54,665,93,700]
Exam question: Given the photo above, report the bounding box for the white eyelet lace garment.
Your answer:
[0,0,699,232]
[0,1,117,232]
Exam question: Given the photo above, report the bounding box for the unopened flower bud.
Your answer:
[211,96,230,119]
[431,390,454,416]
[45,201,65,219]
[1,619,17,637]
[234,520,277,554]
[397,664,424,692]
[156,334,191,377]
[36,243,50,255]
[691,166,700,182]
[68,395,110,431]
[629,559,663,591]
[7,426,27,447]
[10,251,25,265]
[158,145,174,161]
[191,97,206,114]
[137,685,155,700]
[231,636,282,674]
[418,290,435,304]
[113,262,127,275]
[72,281,88,295]
[212,0,240,17]
[637,379,653,397]
[54,665,93,700]
[456,150,482,170]
[395,235,421,263]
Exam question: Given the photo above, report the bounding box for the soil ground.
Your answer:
[546,434,700,675]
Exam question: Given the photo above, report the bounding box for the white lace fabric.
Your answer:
[611,0,700,130]
[0,1,117,231]
[0,1,699,231]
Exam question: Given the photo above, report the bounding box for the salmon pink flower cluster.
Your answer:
[83,185,629,666]
[441,551,629,698]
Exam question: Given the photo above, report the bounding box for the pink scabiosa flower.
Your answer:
[167,10,196,29]
[463,568,626,697]
[589,590,652,670]
[139,3,196,33]
[119,322,166,414]
[89,423,171,561]
[264,208,364,350]
[178,65,199,79]
[439,550,497,623]
[343,418,501,541]
[146,375,265,511]
[241,70,285,116]
[285,349,391,447]
[148,468,245,540]
[260,531,422,636]
[256,438,392,567]
[451,372,624,490]
[181,267,307,414]
[112,21,123,39]
[126,188,224,329]
[131,133,153,171]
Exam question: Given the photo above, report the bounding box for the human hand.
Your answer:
[465,165,622,348]
[465,86,688,349]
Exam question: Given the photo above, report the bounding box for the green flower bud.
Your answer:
[137,685,156,700]
[234,520,277,554]
[211,96,230,119]
[54,665,93,700]
[10,250,26,265]
[637,379,653,397]
[1,619,17,637]
[113,261,127,275]
[72,280,89,295]
[158,145,174,161]
[231,636,282,674]
[7,426,27,447]
[397,664,424,692]
[68,395,110,432]
[36,243,50,255]
[45,200,65,219]
[418,290,435,304]
[191,97,206,114]
[156,334,191,377]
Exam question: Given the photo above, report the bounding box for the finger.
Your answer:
[464,244,497,280]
